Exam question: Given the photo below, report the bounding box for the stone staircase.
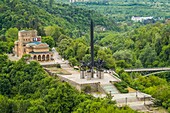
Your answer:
[129,103,149,112]
[113,93,154,112]
[60,63,70,68]
[101,83,119,95]
[115,97,139,103]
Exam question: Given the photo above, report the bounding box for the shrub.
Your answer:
[114,81,129,93]
[83,85,92,93]
[56,64,61,68]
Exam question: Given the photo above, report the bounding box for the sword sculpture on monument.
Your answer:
[90,19,94,78]
[80,19,104,80]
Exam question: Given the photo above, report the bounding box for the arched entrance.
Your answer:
[42,55,45,61]
[46,54,49,61]
[33,55,37,60]
[38,55,41,61]
[51,55,54,60]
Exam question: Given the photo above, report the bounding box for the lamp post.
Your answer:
[136,87,138,97]
[125,97,127,105]
[109,91,111,97]
[144,96,145,105]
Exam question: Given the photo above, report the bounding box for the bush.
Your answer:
[83,85,92,93]
[114,81,129,93]
[56,64,61,68]
[68,57,78,66]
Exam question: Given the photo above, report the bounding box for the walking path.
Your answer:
[101,83,119,94]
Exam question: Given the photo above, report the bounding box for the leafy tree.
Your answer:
[97,49,107,61]
[113,49,133,64]
[82,54,91,63]
[64,47,75,59]
[134,60,143,68]
[0,95,9,113]
[0,74,11,95]
[105,56,116,69]
[42,36,55,48]
[0,42,8,54]
[57,34,69,43]
[69,57,78,66]
[5,28,18,41]
[58,38,72,57]
[76,42,87,61]
[159,44,170,66]
[139,44,157,67]
[0,35,7,41]
[49,0,54,7]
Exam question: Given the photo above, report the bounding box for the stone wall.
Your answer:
[80,83,100,92]
[45,68,106,93]
[57,75,100,92]
[57,75,82,91]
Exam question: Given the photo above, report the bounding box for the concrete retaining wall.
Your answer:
[58,75,100,92]
[45,68,106,93]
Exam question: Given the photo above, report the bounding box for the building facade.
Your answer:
[131,16,153,22]
[14,30,53,61]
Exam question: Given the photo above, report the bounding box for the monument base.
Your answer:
[98,70,104,79]
[80,70,86,79]
[86,71,92,80]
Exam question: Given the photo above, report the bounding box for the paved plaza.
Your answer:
[57,73,120,85]
[42,49,121,85]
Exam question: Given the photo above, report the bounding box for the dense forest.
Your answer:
[0,0,170,112]
[58,23,170,69]
[72,0,170,22]
[0,55,138,113]
[0,0,117,36]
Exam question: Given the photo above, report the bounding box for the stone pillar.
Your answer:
[98,70,104,79]
[44,55,46,61]
[96,70,99,78]
[86,70,91,80]
[41,55,43,61]
[38,55,41,61]
[49,54,51,61]
[36,55,38,61]
[80,70,85,79]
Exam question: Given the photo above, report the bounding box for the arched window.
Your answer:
[42,55,45,61]
[46,54,49,61]
[38,55,41,61]
[33,55,37,60]
[51,55,54,60]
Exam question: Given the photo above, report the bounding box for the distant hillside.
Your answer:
[72,0,170,22]
[0,0,117,36]
[55,0,170,3]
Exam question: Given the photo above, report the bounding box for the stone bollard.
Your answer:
[80,70,85,79]
[98,70,104,79]
[96,70,99,78]
[86,70,91,80]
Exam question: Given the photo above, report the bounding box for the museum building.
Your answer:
[13,30,53,61]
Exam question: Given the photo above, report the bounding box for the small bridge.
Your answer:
[124,67,170,72]
[144,71,170,77]
[124,67,170,76]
